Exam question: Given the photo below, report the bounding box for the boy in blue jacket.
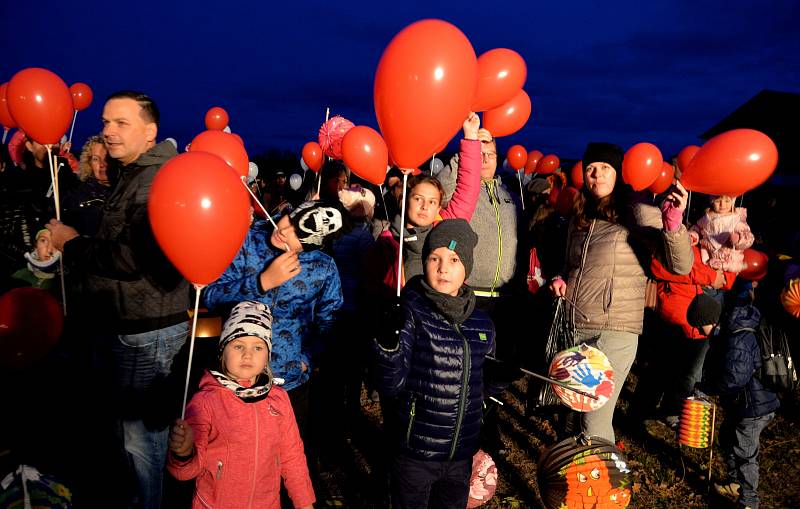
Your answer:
[694,285,779,509]
[205,200,348,433]
[374,218,497,509]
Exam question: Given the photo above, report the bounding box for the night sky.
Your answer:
[1,0,798,167]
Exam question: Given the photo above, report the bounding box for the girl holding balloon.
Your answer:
[364,112,481,300]
[549,142,693,442]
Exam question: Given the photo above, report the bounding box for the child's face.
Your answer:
[425,246,465,297]
[710,195,733,214]
[269,214,303,252]
[36,231,54,261]
[222,336,269,384]
[407,182,442,227]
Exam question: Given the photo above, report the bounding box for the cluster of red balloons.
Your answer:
[149,107,253,287]
[374,19,531,169]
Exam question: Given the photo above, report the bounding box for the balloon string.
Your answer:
[2,128,8,144]
[181,286,204,420]
[68,110,78,143]
[379,184,390,221]
[685,189,692,225]
[47,145,68,316]
[430,153,436,174]
[517,170,525,211]
[241,178,279,231]
[396,173,408,298]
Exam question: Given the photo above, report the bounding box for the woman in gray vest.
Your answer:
[550,142,693,441]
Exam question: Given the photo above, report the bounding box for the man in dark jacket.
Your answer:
[697,286,779,509]
[47,91,189,509]
[375,219,497,509]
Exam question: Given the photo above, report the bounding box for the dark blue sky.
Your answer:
[2,0,798,166]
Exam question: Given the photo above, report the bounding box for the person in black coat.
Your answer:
[374,218,497,509]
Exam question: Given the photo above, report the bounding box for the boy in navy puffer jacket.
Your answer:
[374,219,497,509]
[702,283,779,509]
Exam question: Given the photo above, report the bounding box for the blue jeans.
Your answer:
[719,412,774,509]
[110,321,189,509]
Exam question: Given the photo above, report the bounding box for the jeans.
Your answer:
[575,329,639,442]
[719,412,774,509]
[110,321,189,509]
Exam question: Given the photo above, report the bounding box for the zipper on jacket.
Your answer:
[487,180,503,293]
[570,220,595,327]
[449,323,471,460]
[405,394,417,445]
[250,405,259,508]
[216,460,223,480]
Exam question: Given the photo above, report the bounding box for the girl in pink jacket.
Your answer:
[690,194,754,273]
[167,301,315,509]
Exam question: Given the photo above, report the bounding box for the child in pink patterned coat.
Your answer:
[690,195,754,273]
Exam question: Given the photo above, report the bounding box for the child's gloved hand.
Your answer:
[376,298,403,350]
[169,419,195,459]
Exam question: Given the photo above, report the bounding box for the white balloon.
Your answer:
[247,161,259,183]
[289,173,303,191]
[430,157,444,175]
[502,158,510,170]
[165,137,178,149]
[300,158,309,172]
[60,135,68,144]
[223,125,232,133]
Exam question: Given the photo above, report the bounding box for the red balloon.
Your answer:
[472,48,527,112]
[739,249,768,281]
[649,161,675,194]
[69,82,93,112]
[676,145,700,174]
[536,154,560,175]
[149,152,251,286]
[205,107,229,131]
[342,126,389,186]
[7,68,73,145]
[570,161,584,188]
[681,129,778,196]
[0,83,18,129]
[190,130,249,179]
[524,150,543,175]
[556,186,580,217]
[506,144,527,171]
[622,143,663,191]
[302,141,323,172]
[374,19,478,168]
[0,288,63,370]
[482,89,531,138]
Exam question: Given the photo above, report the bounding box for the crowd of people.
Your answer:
[0,89,798,509]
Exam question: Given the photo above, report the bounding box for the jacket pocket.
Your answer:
[405,394,417,446]
[603,279,613,312]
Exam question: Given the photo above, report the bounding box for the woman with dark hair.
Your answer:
[549,142,693,441]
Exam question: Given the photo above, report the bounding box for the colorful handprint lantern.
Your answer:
[548,344,615,412]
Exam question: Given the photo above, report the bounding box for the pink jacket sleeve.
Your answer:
[277,390,316,508]
[440,139,481,221]
[166,397,211,481]
[731,208,754,249]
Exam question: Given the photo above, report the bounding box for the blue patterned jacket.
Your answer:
[204,221,343,391]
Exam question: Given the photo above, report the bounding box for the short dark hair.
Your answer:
[107,90,160,127]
